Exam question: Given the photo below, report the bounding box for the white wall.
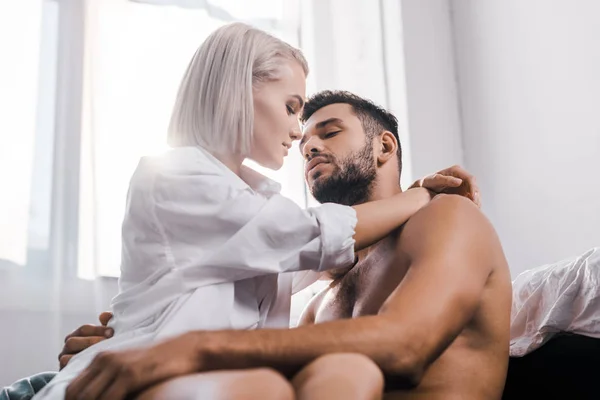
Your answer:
[0,309,94,386]
[399,0,600,276]
[450,0,600,275]
[0,271,117,386]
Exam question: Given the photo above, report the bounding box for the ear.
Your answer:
[376,131,398,166]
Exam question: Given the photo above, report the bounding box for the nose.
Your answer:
[289,120,301,142]
[302,136,324,160]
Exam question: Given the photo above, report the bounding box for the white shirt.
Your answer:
[510,247,600,356]
[34,146,357,399]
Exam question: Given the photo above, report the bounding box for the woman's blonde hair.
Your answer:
[167,23,309,156]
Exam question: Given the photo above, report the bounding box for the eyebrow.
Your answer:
[292,95,305,109]
[315,117,343,129]
[299,118,344,147]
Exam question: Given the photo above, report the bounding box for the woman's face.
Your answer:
[250,60,306,170]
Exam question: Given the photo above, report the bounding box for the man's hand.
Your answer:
[65,332,200,400]
[59,312,114,370]
[411,165,481,207]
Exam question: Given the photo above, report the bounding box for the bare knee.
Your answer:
[293,353,384,398]
[136,368,294,400]
[239,368,295,400]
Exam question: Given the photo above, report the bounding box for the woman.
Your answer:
[35,23,474,400]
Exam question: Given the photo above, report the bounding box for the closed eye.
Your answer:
[324,131,341,139]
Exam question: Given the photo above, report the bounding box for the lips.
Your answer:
[305,156,330,175]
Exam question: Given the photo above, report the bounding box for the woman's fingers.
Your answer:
[418,165,482,207]
[422,174,463,191]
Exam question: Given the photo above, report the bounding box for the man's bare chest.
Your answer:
[314,238,409,323]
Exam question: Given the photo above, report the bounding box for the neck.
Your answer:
[324,175,402,281]
[366,174,402,202]
[214,153,245,177]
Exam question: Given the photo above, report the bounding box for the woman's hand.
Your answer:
[410,165,481,207]
[59,312,114,370]
[65,332,200,400]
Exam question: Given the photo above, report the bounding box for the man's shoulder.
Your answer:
[390,194,507,286]
[396,194,492,253]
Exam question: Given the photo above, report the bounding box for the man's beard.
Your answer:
[310,143,377,206]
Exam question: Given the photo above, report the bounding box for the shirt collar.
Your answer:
[240,165,281,196]
[196,146,281,196]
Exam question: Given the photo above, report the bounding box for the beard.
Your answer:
[310,142,377,206]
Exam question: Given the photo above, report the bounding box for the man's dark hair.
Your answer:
[300,90,402,175]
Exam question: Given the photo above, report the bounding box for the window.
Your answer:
[0,0,306,280]
[0,0,56,271]
[79,0,304,278]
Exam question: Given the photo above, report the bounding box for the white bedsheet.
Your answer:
[510,247,600,357]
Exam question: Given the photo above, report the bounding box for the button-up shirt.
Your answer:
[35,146,357,399]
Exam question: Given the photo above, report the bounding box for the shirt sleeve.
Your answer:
[151,165,357,285]
[292,271,324,294]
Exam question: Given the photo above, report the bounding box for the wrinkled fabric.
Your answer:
[34,146,356,399]
[510,247,600,356]
[1,373,56,400]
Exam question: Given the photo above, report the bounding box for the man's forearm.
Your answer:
[193,315,413,378]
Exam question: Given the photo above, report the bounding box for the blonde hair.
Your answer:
[167,23,309,156]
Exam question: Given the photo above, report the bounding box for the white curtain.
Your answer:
[77,0,304,279]
[0,0,96,385]
[0,1,44,267]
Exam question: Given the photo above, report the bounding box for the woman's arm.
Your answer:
[352,188,431,251]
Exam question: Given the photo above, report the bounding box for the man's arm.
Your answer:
[58,163,479,362]
[191,195,503,382]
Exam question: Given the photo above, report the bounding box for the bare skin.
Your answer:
[299,198,512,399]
[130,353,383,400]
[134,368,295,400]
[58,100,506,399]
[293,100,511,397]
[62,195,509,400]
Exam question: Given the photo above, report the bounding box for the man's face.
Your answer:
[300,103,377,206]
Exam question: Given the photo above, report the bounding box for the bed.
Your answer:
[503,332,600,399]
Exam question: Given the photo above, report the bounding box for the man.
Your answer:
[58,91,511,399]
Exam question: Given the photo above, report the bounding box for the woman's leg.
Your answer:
[292,353,384,400]
[135,368,294,400]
